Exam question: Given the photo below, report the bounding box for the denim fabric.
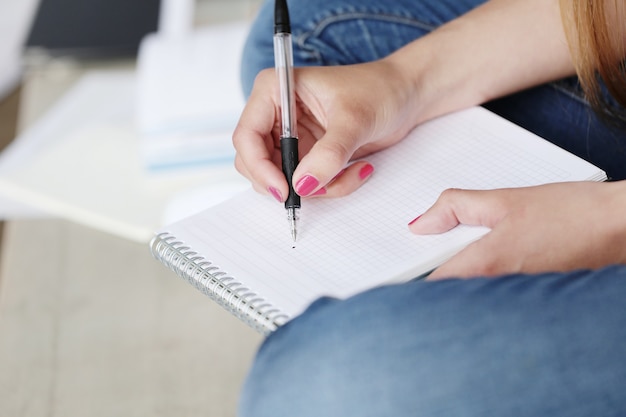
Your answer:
[240,0,626,180]
[237,2,626,415]
[237,1,626,415]
[241,0,482,93]
[239,266,626,417]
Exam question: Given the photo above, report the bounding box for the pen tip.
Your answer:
[287,207,298,243]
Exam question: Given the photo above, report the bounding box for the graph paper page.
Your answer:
[159,107,606,319]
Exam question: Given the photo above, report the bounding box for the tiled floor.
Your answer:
[0,1,265,416]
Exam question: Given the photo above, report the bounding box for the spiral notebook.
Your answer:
[150,107,607,334]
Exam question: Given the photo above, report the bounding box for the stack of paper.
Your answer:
[135,21,250,170]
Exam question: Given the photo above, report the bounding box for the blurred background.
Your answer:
[0,0,266,416]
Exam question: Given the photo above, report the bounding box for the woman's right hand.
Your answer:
[232,59,419,201]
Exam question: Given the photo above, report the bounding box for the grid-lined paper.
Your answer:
[159,107,606,320]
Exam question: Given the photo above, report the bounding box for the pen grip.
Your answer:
[280,137,300,209]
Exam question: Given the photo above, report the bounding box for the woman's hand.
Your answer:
[232,60,418,201]
[233,0,578,204]
[409,181,626,279]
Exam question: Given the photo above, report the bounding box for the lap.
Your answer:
[239,266,626,417]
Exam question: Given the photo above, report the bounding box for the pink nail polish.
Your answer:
[268,187,283,202]
[359,163,374,180]
[295,175,319,196]
[408,215,422,226]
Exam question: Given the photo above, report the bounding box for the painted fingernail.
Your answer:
[359,163,374,180]
[295,175,319,196]
[408,215,422,226]
[311,187,327,196]
[268,186,283,202]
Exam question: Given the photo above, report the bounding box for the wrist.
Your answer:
[605,181,626,264]
[381,0,576,127]
[381,30,487,127]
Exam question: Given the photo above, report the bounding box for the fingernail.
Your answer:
[295,175,319,196]
[268,186,283,202]
[311,187,327,196]
[359,163,374,180]
[408,215,422,226]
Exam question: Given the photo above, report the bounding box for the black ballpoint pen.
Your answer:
[274,0,300,242]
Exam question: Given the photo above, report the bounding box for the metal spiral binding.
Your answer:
[150,232,290,335]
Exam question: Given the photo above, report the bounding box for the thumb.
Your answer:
[408,188,509,234]
[292,123,365,197]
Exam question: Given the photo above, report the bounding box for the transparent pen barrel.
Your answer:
[273,33,298,138]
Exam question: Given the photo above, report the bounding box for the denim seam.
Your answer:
[303,12,435,38]
[294,11,436,64]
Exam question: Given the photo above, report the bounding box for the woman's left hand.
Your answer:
[409,181,626,280]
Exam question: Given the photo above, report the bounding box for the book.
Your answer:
[149,107,607,334]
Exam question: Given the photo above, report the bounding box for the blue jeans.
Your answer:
[238,1,626,415]
[240,0,626,180]
[240,267,626,417]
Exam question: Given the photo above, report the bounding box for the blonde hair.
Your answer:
[560,0,626,123]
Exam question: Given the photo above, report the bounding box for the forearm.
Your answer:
[595,181,626,267]
[385,0,575,125]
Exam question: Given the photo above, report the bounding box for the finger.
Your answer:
[292,120,367,197]
[234,154,274,195]
[233,124,287,199]
[408,188,511,234]
[233,153,251,181]
[232,70,288,199]
[305,161,375,198]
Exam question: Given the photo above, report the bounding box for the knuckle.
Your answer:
[253,68,275,89]
[233,156,246,175]
[315,140,353,168]
[231,127,244,147]
[439,188,464,201]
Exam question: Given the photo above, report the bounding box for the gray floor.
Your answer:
[0,1,265,416]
